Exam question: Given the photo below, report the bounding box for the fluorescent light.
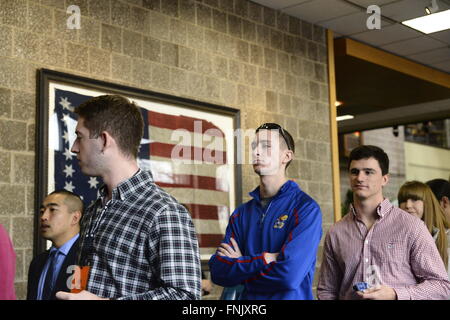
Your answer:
[402,9,450,34]
[336,115,354,121]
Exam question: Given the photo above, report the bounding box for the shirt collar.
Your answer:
[98,169,153,202]
[249,180,295,202]
[51,233,79,256]
[350,198,392,219]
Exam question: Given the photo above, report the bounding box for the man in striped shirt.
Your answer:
[317,145,450,300]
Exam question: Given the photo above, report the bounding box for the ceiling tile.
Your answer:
[346,0,400,7]
[350,23,421,46]
[318,11,390,35]
[430,59,450,73]
[381,0,450,22]
[250,0,311,10]
[283,0,360,24]
[381,35,446,56]
[429,29,450,45]
[408,47,450,64]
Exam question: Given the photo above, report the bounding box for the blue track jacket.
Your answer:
[209,180,323,300]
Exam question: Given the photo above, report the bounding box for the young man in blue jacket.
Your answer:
[209,123,323,300]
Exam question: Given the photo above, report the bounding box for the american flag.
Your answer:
[51,89,231,259]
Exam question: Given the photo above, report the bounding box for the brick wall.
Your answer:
[0,0,332,299]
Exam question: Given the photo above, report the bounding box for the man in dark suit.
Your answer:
[27,190,83,300]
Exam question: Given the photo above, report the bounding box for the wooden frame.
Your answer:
[334,37,450,89]
[327,30,342,222]
[334,37,450,134]
[36,69,242,262]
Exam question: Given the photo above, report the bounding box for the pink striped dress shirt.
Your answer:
[317,199,450,300]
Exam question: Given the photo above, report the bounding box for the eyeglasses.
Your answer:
[255,123,293,151]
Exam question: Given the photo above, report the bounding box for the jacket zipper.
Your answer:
[260,201,273,226]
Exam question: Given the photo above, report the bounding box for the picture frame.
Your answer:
[339,131,364,158]
[36,69,242,264]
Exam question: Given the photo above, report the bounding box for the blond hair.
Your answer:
[398,181,449,269]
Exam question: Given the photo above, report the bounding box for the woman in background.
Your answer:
[398,181,450,276]
[0,224,16,300]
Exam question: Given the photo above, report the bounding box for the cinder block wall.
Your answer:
[0,0,333,299]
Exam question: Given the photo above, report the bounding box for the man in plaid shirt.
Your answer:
[56,95,201,300]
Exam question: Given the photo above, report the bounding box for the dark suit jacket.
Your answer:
[27,238,80,300]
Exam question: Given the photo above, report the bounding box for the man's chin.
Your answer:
[253,168,277,176]
[80,167,98,177]
[40,233,51,241]
[253,164,262,173]
[352,190,367,199]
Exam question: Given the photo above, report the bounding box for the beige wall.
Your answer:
[0,0,333,299]
[405,141,450,182]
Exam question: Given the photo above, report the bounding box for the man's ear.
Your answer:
[71,211,82,226]
[100,131,115,152]
[381,173,389,187]
[282,149,294,165]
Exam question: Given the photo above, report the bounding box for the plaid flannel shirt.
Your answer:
[78,170,201,300]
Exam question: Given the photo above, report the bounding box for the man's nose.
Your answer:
[40,209,49,221]
[356,171,365,181]
[71,141,78,153]
[252,145,260,156]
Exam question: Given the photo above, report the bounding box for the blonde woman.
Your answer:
[398,181,450,275]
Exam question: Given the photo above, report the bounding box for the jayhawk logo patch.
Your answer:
[274,214,289,229]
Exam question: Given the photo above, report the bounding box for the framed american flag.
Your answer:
[36,69,242,265]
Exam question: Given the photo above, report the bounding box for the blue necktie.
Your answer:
[42,249,59,300]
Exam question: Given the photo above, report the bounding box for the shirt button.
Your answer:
[365,258,369,263]
[365,240,369,244]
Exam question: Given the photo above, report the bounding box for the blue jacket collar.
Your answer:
[249,180,298,202]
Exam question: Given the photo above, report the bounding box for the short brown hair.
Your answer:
[348,145,389,175]
[74,95,144,158]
